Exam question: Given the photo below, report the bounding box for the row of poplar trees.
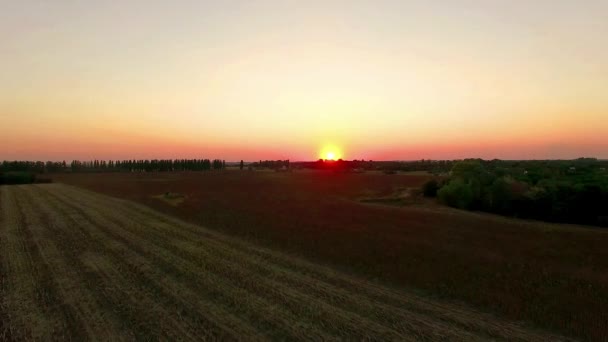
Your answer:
[69,159,226,172]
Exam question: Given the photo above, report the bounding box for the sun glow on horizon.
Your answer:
[319,145,343,161]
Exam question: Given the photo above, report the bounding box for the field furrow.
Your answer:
[15,186,140,341]
[0,186,69,340]
[0,184,571,341]
[24,185,250,340]
[0,188,12,341]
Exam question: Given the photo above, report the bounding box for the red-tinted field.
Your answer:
[55,170,608,340]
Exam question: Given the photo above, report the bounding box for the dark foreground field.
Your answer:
[0,184,569,340]
[53,171,608,341]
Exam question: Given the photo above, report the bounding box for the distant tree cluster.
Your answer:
[0,160,67,174]
[254,160,291,170]
[376,159,455,174]
[292,159,455,174]
[0,161,58,184]
[1,159,227,175]
[424,158,608,227]
[293,159,374,171]
[70,159,227,172]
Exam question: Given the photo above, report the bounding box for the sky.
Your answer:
[1,0,607,161]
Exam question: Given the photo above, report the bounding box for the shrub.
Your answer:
[0,172,36,185]
[422,179,439,197]
[438,179,474,209]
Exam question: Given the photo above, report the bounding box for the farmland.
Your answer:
[0,183,569,340]
[52,170,608,341]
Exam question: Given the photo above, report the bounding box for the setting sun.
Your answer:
[319,145,342,160]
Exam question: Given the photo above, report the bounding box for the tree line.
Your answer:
[423,158,608,227]
[69,159,226,172]
[254,160,291,169]
[0,159,227,184]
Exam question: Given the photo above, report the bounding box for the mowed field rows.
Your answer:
[0,184,567,341]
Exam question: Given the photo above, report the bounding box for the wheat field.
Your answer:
[0,184,568,341]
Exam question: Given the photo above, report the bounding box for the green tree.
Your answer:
[486,177,512,213]
[438,179,474,209]
[451,160,485,181]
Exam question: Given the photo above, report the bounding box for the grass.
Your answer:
[52,170,608,340]
[0,183,567,340]
[359,187,423,206]
[152,192,187,207]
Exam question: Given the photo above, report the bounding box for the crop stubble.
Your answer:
[0,184,569,341]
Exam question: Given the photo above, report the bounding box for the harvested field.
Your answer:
[0,184,567,340]
[55,171,608,340]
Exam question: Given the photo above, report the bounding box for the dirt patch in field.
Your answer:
[359,187,423,206]
[152,192,187,207]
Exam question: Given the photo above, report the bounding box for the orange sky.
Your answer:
[2,1,607,161]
